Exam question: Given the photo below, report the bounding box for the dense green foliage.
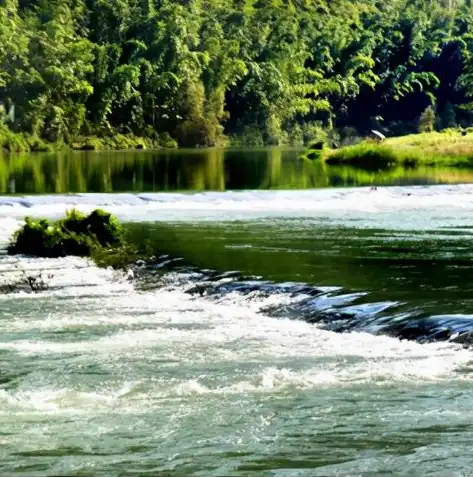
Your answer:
[2,0,473,147]
[8,209,123,257]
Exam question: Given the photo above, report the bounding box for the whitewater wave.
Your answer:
[0,254,470,366]
[1,246,473,349]
[2,189,473,476]
[0,185,472,406]
[1,184,473,235]
[1,349,471,417]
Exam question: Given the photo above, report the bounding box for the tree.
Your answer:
[3,0,473,147]
[418,106,436,132]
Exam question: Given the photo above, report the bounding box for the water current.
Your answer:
[1,176,473,476]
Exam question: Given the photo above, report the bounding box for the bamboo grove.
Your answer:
[2,0,473,147]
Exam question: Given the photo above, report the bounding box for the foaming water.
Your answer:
[1,184,473,235]
[2,188,473,476]
[0,257,471,404]
[0,257,473,476]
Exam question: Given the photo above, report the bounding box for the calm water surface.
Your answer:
[1,150,473,476]
[3,147,473,193]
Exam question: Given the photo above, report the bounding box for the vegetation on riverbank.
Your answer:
[0,125,174,153]
[0,125,55,153]
[8,209,123,258]
[319,130,473,169]
[3,1,473,147]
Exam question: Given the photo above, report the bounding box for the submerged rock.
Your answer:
[450,331,473,348]
[0,271,51,294]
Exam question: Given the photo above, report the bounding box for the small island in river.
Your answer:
[303,129,473,170]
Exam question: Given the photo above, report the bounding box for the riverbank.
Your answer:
[0,125,176,152]
[321,130,473,168]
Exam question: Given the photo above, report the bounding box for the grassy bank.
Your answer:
[0,125,176,153]
[322,130,473,169]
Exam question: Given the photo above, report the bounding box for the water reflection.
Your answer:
[2,148,473,194]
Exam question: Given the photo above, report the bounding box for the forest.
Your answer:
[2,0,473,148]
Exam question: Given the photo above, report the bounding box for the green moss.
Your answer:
[91,244,141,269]
[8,209,123,258]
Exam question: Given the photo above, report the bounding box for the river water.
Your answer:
[1,149,473,476]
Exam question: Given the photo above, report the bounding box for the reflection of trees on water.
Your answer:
[2,149,473,194]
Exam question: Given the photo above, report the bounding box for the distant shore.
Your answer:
[0,125,179,153]
[316,130,473,169]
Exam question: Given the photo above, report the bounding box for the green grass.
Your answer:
[323,130,473,169]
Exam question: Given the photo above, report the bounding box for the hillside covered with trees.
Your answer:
[2,0,473,148]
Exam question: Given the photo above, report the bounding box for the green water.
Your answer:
[1,151,473,476]
[3,147,473,194]
[125,221,473,317]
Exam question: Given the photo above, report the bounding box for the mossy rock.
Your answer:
[8,209,123,258]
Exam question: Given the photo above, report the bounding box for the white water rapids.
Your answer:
[1,186,473,476]
[0,183,473,228]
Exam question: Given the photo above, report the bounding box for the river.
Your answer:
[1,148,473,476]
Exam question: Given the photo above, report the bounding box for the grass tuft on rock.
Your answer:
[8,209,123,258]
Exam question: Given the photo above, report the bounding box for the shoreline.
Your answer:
[0,128,173,153]
[313,130,473,169]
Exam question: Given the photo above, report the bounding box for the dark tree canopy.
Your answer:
[2,0,473,147]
